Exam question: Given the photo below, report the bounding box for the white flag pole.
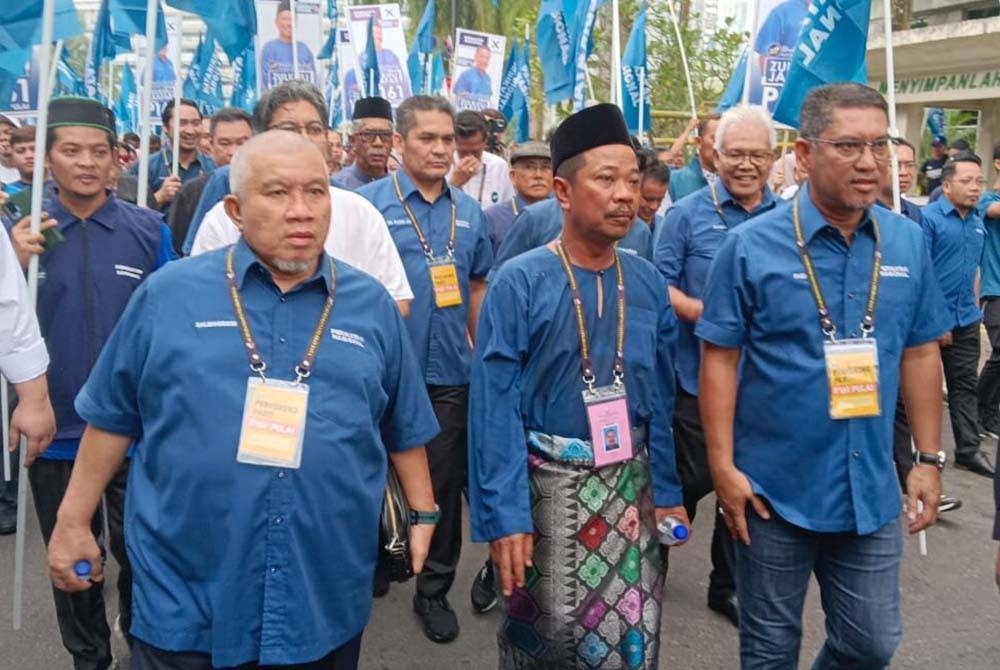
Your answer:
[742,0,758,105]
[291,0,300,80]
[666,0,697,120]
[136,0,159,209]
[106,59,115,110]
[882,0,901,213]
[1,378,9,482]
[48,41,63,99]
[15,0,56,632]
[610,0,623,109]
[171,38,183,176]
[638,66,646,142]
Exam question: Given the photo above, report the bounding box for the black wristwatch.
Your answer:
[913,450,946,471]
[410,505,441,525]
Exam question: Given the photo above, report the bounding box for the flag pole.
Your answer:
[742,0,758,105]
[291,0,300,80]
[610,0,622,109]
[15,0,56,631]
[666,0,697,120]
[638,65,646,142]
[882,0,901,213]
[1,377,9,482]
[171,20,184,177]
[107,59,115,110]
[137,0,159,209]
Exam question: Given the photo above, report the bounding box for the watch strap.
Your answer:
[410,505,440,525]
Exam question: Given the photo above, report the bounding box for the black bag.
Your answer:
[379,466,413,583]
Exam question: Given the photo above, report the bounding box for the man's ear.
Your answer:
[223,194,244,231]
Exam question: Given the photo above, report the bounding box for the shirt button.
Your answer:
[852,451,860,458]
[280,297,287,303]
[848,292,855,300]
[850,332,858,338]
[269,566,278,574]
[279,336,287,344]
[277,470,286,479]
[274,516,283,525]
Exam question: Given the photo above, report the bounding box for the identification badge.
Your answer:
[583,385,634,467]
[824,338,881,420]
[429,259,463,308]
[236,377,309,468]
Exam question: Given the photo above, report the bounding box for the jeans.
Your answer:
[735,510,902,670]
[130,633,363,670]
[941,321,983,460]
[978,299,1000,429]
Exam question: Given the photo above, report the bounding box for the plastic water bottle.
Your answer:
[73,560,92,581]
[657,516,690,546]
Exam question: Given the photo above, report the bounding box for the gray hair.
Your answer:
[230,130,326,198]
[251,81,328,133]
[799,83,888,140]
[714,105,777,151]
[396,95,455,138]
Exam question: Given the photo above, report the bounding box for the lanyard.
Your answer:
[392,173,457,261]
[511,197,520,217]
[476,164,487,203]
[791,194,881,341]
[554,240,626,391]
[225,247,336,383]
[708,182,730,228]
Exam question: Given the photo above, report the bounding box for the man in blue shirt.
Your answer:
[978,142,1000,437]
[8,97,174,670]
[358,95,492,644]
[333,96,394,190]
[698,84,950,669]
[921,152,994,478]
[638,160,669,236]
[46,131,439,670]
[668,113,720,203]
[483,140,552,255]
[452,46,493,105]
[469,102,688,670]
[655,104,779,628]
[259,0,318,90]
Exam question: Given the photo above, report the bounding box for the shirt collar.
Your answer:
[232,236,334,293]
[936,196,960,218]
[48,189,119,231]
[395,168,453,205]
[709,181,776,213]
[797,182,876,242]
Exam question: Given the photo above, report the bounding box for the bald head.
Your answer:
[230,130,328,198]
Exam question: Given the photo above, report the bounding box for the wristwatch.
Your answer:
[913,450,946,471]
[410,505,441,525]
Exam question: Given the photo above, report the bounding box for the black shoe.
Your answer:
[414,595,459,643]
[954,451,996,478]
[708,593,739,628]
[373,564,390,598]
[470,561,498,613]
[938,494,962,513]
[0,513,15,535]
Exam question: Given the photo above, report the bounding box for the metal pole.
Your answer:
[610,0,622,108]
[1,378,9,482]
[667,0,697,119]
[451,0,457,40]
[291,0,300,80]
[882,0,901,213]
[171,28,183,177]
[638,66,645,142]
[106,60,115,110]
[742,0,758,106]
[136,0,159,209]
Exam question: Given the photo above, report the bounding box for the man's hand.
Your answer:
[905,465,941,534]
[11,213,59,270]
[654,506,692,545]
[490,532,534,597]
[409,523,435,575]
[48,520,102,593]
[939,331,953,347]
[153,174,182,208]
[713,466,770,545]
[449,155,481,188]
[8,381,55,466]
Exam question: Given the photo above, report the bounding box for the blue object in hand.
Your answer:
[657,516,690,546]
[74,560,92,580]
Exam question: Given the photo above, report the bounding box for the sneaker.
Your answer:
[413,594,459,643]
[470,561,498,613]
[938,494,962,513]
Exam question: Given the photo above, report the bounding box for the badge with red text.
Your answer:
[584,385,634,467]
[429,259,463,308]
[236,377,309,468]
[824,339,880,420]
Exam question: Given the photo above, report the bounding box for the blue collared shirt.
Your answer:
[489,198,653,279]
[667,156,709,203]
[696,185,951,534]
[483,193,535,256]
[655,182,778,395]
[358,170,493,386]
[920,196,986,329]
[977,190,1000,298]
[131,148,215,218]
[75,239,439,666]
[332,163,386,191]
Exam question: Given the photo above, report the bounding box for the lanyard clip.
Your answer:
[582,373,596,394]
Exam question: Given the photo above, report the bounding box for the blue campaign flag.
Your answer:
[621,5,649,134]
[184,32,225,115]
[108,0,167,50]
[324,58,341,127]
[407,0,435,94]
[0,0,83,57]
[413,0,435,54]
[55,49,86,96]
[361,15,381,97]
[430,50,445,95]
[183,33,206,100]
[230,42,257,112]
[326,0,338,21]
[927,107,946,143]
[163,0,257,61]
[716,49,748,112]
[318,29,336,60]
[536,0,577,105]
[498,38,520,116]
[512,40,531,142]
[571,0,608,111]
[114,64,138,134]
[773,0,872,128]
[86,0,116,99]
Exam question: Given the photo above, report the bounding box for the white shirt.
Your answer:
[0,225,48,383]
[191,186,414,302]
[450,150,514,209]
[0,164,20,185]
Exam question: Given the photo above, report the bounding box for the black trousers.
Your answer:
[415,385,468,600]
[29,458,131,670]
[668,389,736,600]
[893,393,913,493]
[978,299,1000,428]
[941,321,983,460]
[129,634,363,670]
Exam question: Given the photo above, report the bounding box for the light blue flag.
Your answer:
[108,0,167,50]
[512,39,531,142]
[324,59,341,127]
[621,5,649,133]
[571,0,607,111]
[184,32,225,115]
[430,50,445,95]
[163,0,257,61]
[114,64,138,134]
[327,0,337,21]
[406,0,435,94]
[361,15,380,97]
[318,29,336,60]
[773,0,871,128]
[927,107,946,143]
[182,33,206,100]
[716,49,748,113]
[55,49,85,96]
[0,0,83,76]
[85,0,117,100]
[498,38,520,117]
[536,0,577,105]
[230,42,257,112]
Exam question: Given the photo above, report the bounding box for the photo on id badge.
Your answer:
[602,425,621,453]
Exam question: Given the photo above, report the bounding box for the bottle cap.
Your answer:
[673,524,689,541]
[73,560,91,580]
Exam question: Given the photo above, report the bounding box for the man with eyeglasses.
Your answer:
[482,141,553,255]
[334,97,394,191]
[653,104,778,628]
[699,84,949,668]
[920,152,995,478]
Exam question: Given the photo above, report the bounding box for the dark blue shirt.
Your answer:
[979,190,1000,298]
[183,165,231,254]
[667,156,710,203]
[75,239,439,666]
[358,170,493,386]
[131,148,215,219]
[483,194,533,256]
[696,185,951,534]
[654,182,778,395]
[469,247,682,541]
[331,162,386,191]
[920,196,986,329]
[489,197,653,279]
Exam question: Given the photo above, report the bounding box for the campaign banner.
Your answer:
[255,0,322,92]
[450,29,505,112]
[347,4,412,109]
[337,28,363,121]
[747,0,809,113]
[134,12,182,125]
[5,47,42,114]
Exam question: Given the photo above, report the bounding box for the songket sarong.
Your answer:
[497,428,667,670]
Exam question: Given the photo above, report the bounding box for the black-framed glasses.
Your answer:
[717,150,773,167]
[357,129,393,144]
[271,122,327,138]
[807,136,893,162]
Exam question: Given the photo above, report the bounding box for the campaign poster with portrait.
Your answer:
[450,29,505,112]
[255,0,323,92]
[336,29,363,122]
[134,13,182,126]
[347,4,413,109]
[4,47,43,114]
[747,0,808,113]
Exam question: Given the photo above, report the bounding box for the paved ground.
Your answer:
[2,429,999,669]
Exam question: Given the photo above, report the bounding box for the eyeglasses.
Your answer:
[271,122,327,138]
[951,177,987,187]
[512,160,551,173]
[717,150,773,167]
[807,136,893,162]
[356,129,393,144]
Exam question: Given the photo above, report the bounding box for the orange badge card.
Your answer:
[236,378,309,468]
[429,261,463,308]
[824,339,881,420]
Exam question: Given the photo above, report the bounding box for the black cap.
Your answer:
[550,103,632,172]
[48,96,115,134]
[352,97,393,121]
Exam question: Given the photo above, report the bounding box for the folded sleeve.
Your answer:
[0,225,48,383]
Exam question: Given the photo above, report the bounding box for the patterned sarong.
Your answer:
[497,429,666,669]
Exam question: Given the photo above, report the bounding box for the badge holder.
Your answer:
[428,257,463,308]
[236,377,309,468]
[824,338,881,420]
[584,378,634,468]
